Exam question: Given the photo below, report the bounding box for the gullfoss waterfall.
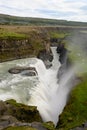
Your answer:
[0,47,75,126]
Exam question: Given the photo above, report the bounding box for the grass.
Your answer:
[4,126,37,130]
[58,76,87,130]
[57,31,87,129]
[49,31,69,39]
[0,29,27,39]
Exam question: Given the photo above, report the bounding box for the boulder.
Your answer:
[8,66,38,76]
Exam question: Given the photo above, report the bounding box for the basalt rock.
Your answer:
[8,66,38,76]
[0,100,56,130]
[56,43,72,82]
[0,99,42,128]
[5,99,42,123]
[56,43,68,64]
[2,122,55,130]
[37,49,53,68]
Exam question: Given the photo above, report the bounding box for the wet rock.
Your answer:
[84,122,87,127]
[56,43,68,64]
[31,122,47,130]
[44,60,52,69]
[37,49,53,62]
[0,115,19,123]
[37,49,53,68]
[0,99,43,129]
[0,115,20,129]
[21,70,37,76]
[56,43,72,82]
[50,38,62,43]
[8,66,38,76]
[0,101,7,115]
[15,122,31,127]
[0,100,56,130]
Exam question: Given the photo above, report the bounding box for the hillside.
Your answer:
[0,13,87,26]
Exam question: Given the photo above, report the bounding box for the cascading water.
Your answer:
[0,47,75,126]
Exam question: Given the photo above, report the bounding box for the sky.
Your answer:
[0,0,87,22]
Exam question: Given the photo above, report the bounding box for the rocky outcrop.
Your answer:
[0,39,35,62]
[57,43,72,82]
[37,49,53,68]
[8,66,37,76]
[1,121,55,130]
[0,99,42,129]
[50,38,64,44]
[56,43,68,64]
[0,100,56,130]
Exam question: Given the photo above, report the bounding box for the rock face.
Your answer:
[0,99,42,129]
[2,121,55,130]
[0,100,56,130]
[56,43,72,82]
[56,43,68,64]
[0,39,34,62]
[8,66,38,76]
[37,49,53,68]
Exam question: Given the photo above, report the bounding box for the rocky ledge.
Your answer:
[8,66,38,76]
[0,100,55,130]
[0,99,41,129]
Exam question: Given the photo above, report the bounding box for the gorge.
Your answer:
[0,25,87,130]
[0,46,75,127]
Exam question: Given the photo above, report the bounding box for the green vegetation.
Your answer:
[43,122,55,130]
[0,14,87,26]
[5,99,42,123]
[49,32,69,39]
[58,76,87,130]
[57,32,87,129]
[0,31,27,39]
[67,42,87,75]
[0,26,47,62]
[4,126,37,130]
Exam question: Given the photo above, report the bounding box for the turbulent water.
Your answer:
[0,47,74,126]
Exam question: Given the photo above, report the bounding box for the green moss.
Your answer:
[5,99,42,123]
[58,77,87,130]
[0,31,27,39]
[43,122,55,130]
[49,32,69,39]
[4,126,37,130]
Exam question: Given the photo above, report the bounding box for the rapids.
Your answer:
[0,47,74,126]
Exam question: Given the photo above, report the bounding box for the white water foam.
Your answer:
[0,47,75,126]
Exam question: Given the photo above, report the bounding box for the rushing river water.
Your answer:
[0,47,75,126]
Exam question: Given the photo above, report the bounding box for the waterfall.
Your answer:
[0,47,75,126]
[28,47,62,125]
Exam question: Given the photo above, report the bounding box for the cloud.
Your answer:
[0,0,87,22]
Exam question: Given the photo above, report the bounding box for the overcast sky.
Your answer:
[0,0,87,22]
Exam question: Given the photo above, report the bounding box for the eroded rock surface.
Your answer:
[8,66,38,76]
